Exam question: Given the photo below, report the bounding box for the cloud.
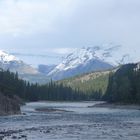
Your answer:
[11,47,76,57]
[11,53,55,58]
[11,47,76,66]
[0,0,76,36]
[0,0,140,66]
[50,48,76,55]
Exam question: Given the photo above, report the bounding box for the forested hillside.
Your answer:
[58,70,112,100]
[104,63,140,104]
[0,69,88,102]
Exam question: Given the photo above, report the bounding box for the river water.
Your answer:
[0,101,140,140]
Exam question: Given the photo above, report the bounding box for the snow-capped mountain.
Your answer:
[0,50,50,83]
[0,44,136,82]
[0,50,19,62]
[0,50,38,74]
[47,44,134,80]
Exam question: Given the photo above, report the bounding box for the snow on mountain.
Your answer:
[48,45,129,75]
[47,44,135,80]
[0,50,39,74]
[0,50,20,63]
[94,44,133,65]
[0,50,50,83]
[54,48,95,70]
[0,44,136,82]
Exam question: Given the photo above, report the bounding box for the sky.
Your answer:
[0,0,140,67]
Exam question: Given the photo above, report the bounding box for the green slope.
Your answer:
[57,70,114,97]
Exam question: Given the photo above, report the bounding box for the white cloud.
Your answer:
[10,47,77,66]
[0,0,76,36]
[50,48,76,55]
[0,0,140,65]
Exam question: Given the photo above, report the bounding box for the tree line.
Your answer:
[104,63,140,104]
[2,63,139,103]
[0,69,91,101]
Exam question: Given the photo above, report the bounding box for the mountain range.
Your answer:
[0,50,49,84]
[0,45,136,82]
[46,45,133,80]
[0,50,38,74]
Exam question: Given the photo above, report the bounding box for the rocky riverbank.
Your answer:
[0,93,21,116]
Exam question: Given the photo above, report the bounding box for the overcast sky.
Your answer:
[0,0,140,66]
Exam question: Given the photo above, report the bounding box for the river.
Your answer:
[0,101,140,140]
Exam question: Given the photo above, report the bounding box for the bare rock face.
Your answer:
[0,93,21,116]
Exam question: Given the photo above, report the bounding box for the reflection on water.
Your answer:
[0,101,140,140]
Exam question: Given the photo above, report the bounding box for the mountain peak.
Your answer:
[47,44,136,80]
[48,47,97,75]
[0,50,39,75]
[0,50,20,63]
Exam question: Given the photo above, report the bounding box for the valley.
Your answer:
[0,1,140,139]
